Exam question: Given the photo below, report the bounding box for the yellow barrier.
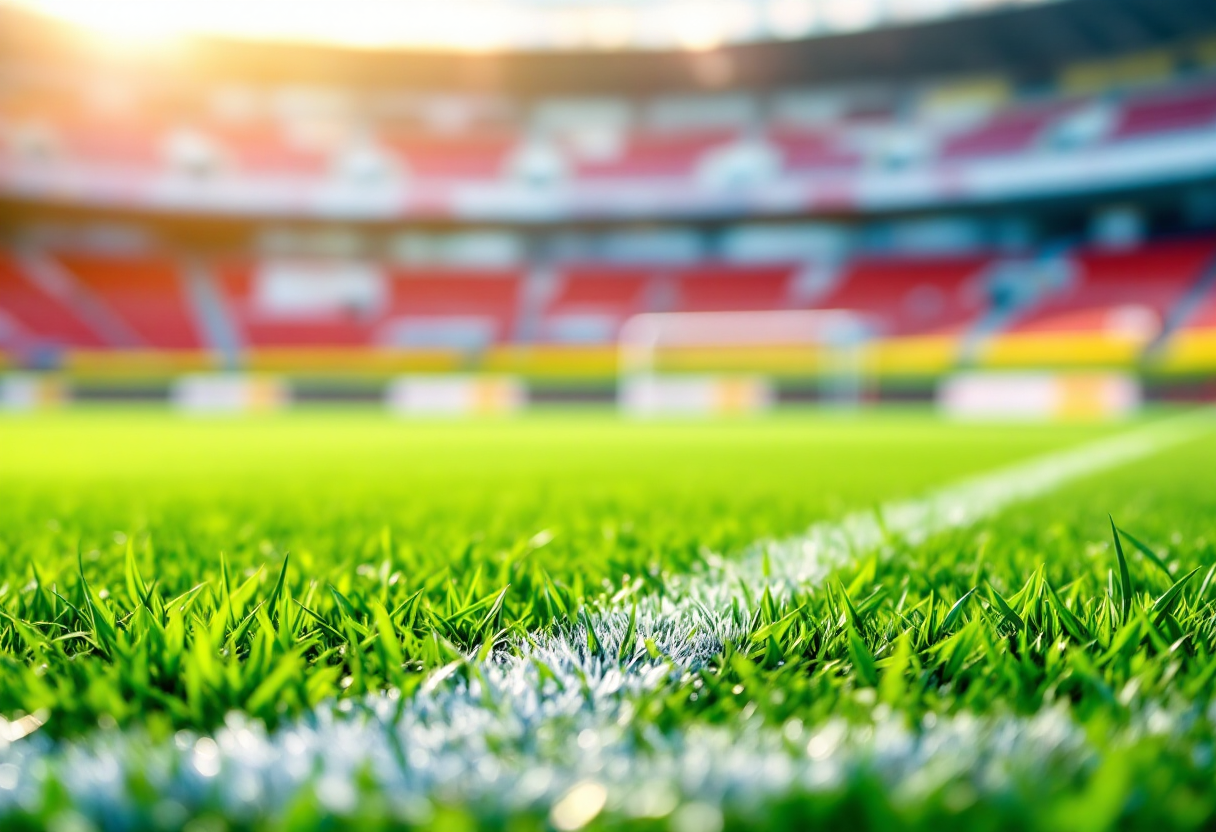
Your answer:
[918,76,1011,117]
[244,349,462,376]
[1197,36,1216,69]
[649,346,822,377]
[1060,49,1176,94]
[65,350,222,379]
[977,333,1143,369]
[483,345,619,378]
[11,329,1216,383]
[867,336,960,377]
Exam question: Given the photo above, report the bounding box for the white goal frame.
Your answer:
[618,309,869,408]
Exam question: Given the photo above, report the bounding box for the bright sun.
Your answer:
[2,0,523,51]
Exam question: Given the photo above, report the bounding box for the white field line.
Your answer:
[0,412,1210,826]
[0,693,1209,827]
[552,409,1215,672]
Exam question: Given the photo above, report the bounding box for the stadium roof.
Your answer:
[0,0,1212,94]
[1,0,1065,52]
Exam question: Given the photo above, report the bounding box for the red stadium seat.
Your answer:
[538,264,798,342]
[574,130,737,179]
[382,132,516,180]
[387,269,522,342]
[215,262,382,348]
[546,268,650,316]
[939,101,1077,160]
[1006,239,1216,338]
[212,124,331,176]
[0,252,106,348]
[55,253,203,349]
[767,127,860,171]
[60,119,164,169]
[810,254,991,336]
[539,267,652,342]
[218,263,522,348]
[672,265,797,312]
[1109,84,1216,142]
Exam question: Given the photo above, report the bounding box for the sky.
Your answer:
[1,0,1051,53]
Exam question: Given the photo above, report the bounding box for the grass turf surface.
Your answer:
[0,409,1213,831]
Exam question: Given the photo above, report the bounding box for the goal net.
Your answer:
[618,309,868,415]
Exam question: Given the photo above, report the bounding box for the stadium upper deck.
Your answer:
[1,54,1214,221]
[0,0,1214,384]
[0,0,1214,221]
[1,235,1214,380]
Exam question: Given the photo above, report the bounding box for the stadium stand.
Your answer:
[767,126,860,172]
[59,117,165,170]
[1,0,1214,387]
[215,261,384,349]
[1000,238,1216,341]
[672,265,798,313]
[384,132,516,181]
[211,123,331,177]
[537,263,797,342]
[808,254,991,337]
[1108,81,1216,141]
[0,252,106,349]
[938,100,1080,160]
[5,242,1213,360]
[54,253,203,349]
[3,72,1216,207]
[571,129,739,180]
[541,267,651,342]
[214,263,522,350]
[385,269,522,347]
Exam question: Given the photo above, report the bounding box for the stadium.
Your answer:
[0,0,1215,828]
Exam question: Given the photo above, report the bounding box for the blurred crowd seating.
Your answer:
[2,43,1214,377]
[1,62,1214,208]
[2,237,1213,377]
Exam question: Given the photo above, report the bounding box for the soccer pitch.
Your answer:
[0,409,1214,831]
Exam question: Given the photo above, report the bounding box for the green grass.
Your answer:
[1,409,1214,832]
[685,433,1216,726]
[0,410,1109,735]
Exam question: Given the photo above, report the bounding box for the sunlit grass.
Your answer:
[0,409,1212,831]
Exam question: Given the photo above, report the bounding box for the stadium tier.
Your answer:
[541,266,651,342]
[671,265,798,313]
[3,238,1214,378]
[1109,83,1216,141]
[766,125,862,172]
[0,0,1214,386]
[382,132,519,182]
[213,263,523,350]
[937,100,1083,160]
[811,254,991,337]
[1000,239,1215,338]
[54,253,204,350]
[572,129,740,180]
[3,72,1216,220]
[215,263,386,349]
[0,251,106,349]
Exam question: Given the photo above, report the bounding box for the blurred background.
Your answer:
[0,0,1213,418]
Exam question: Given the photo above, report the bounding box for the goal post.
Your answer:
[618,309,869,415]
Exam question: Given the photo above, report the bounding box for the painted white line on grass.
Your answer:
[1,691,1208,828]
[0,411,1210,827]
[579,409,1214,670]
